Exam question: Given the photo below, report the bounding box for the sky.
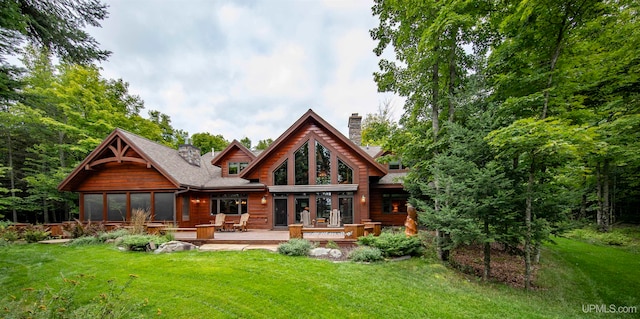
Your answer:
[87,0,402,145]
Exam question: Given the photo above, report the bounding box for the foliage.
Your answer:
[357,232,423,257]
[21,224,50,243]
[0,274,147,319]
[67,235,102,246]
[255,138,274,151]
[118,234,169,252]
[129,209,149,235]
[61,219,103,239]
[277,238,314,256]
[240,137,251,150]
[190,132,229,154]
[564,226,639,248]
[0,224,19,242]
[347,246,384,262]
[98,228,131,242]
[324,240,339,250]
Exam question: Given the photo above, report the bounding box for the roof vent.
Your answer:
[178,144,201,167]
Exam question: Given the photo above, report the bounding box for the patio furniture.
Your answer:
[301,210,311,227]
[233,213,250,232]
[210,213,226,231]
[328,209,341,227]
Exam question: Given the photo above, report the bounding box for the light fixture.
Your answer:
[261,195,267,205]
[361,194,366,204]
[192,196,200,204]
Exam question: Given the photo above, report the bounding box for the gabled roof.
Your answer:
[58,128,262,191]
[211,139,257,167]
[240,109,388,178]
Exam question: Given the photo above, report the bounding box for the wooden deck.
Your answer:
[173,229,357,247]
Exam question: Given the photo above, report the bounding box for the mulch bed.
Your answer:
[450,244,538,288]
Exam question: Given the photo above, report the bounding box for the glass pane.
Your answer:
[338,159,353,184]
[383,193,409,214]
[182,195,190,221]
[339,196,353,224]
[130,193,151,216]
[239,162,249,172]
[274,160,288,185]
[107,194,126,221]
[84,194,103,221]
[154,193,174,221]
[295,197,309,223]
[228,162,238,175]
[295,142,309,185]
[315,194,331,220]
[315,141,331,184]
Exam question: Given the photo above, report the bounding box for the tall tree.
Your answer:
[191,132,229,154]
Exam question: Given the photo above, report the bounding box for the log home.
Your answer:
[58,109,410,228]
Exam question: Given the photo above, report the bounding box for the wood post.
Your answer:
[364,222,382,236]
[195,224,215,239]
[289,224,303,239]
[343,224,365,239]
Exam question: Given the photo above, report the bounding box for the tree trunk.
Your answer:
[601,159,610,232]
[596,162,602,228]
[8,132,18,223]
[483,217,491,281]
[431,48,440,141]
[448,46,456,123]
[43,197,49,224]
[542,11,568,119]
[524,161,535,291]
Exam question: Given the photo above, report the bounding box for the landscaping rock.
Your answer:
[154,241,198,253]
[309,247,343,258]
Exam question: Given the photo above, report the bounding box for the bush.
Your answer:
[348,246,384,262]
[98,228,131,242]
[0,224,19,242]
[62,219,104,239]
[357,232,423,257]
[119,234,169,252]
[325,240,340,250]
[22,225,50,243]
[277,238,315,256]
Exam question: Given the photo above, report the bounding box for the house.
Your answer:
[57,109,410,228]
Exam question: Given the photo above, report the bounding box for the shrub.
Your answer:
[22,225,51,243]
[119,234,168,252]
[277,238,315,256]
[62,219,104,239]
[0,224,19,242]
[357,232,423,257]
[98,228,131,242]
[325,240,340,250]
[348,246,384,262]
[130,209,150,234]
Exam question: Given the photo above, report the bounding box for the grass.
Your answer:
[0,236,638,318]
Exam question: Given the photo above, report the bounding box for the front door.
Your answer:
[274,198,288,227]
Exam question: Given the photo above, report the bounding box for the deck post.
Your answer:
[195,224,215,239]
[364,222,382,236]
[343,224,365,239]
[289,224,303,239]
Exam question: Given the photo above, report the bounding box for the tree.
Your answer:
[240,137,251,150]
[191,132,229,154]
[255,138,274,151]
[361,100,398,147]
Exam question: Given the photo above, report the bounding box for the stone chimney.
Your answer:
[178,143,201,167]
[348,113,362,145]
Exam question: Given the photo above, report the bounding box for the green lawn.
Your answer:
[0,237,638,318]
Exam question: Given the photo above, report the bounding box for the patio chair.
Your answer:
[210,213,226,231]
[233,213,250,232]
[301,210,311,227]
[328,209,341,227]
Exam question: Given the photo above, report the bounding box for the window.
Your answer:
[211,194,248,215]
[154,193,174,221]
[228,162,249,175]
[389,159,407,170]
[315,192,332,220]
[294,195,310,223]
[382,193,409,214]
[295,142,309,185]
[338,193,354,224]
[182,195,190,221]
[315,141,331,184]
[130,193,151,216]
[107,194,126,221]
[84,194,103,221]
[338,159,353,184]
[274,160,288,185]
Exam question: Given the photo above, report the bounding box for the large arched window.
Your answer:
[295,142,309,185]
[338,158,353,184]
[315,141,331,184]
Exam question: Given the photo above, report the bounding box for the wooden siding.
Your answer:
[220,149,254,178]
[369,188,408,226]
[76,162,176,192]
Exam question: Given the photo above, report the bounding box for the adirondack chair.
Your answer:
[233,213,250,232]
[210,213,226,231]
[328,209,341,227]
[300,210,311,227]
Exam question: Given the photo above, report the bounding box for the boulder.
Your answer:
[309,247,343,258]
[154,241,198,253]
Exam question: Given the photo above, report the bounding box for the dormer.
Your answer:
[211,140,257,177]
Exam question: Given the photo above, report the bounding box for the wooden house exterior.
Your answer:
[58,109,409,229]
